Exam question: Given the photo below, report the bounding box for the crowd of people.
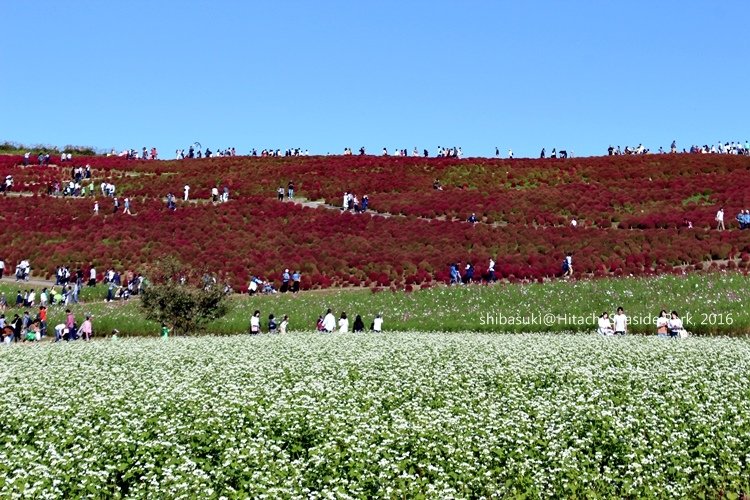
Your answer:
[608,140,750,156]
[0,307,93,344]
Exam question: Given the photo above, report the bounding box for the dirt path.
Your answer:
[284,197,509,227]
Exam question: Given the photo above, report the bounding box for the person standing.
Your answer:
[249,310,261,334]
[279,315,289,334]
[0,258,4,279]
[123,197,131,215]
[80,314,93,341]
[562,252,573,279]
[487,258,496,282]
[93,201,99,215]
[38,306,47,338]
[656,310,669,337]
[291,271,301,293]
[613,307,627,335]
[667,311,683,338]
[287,181,294,200]
[184,185,190,201]
[716,207,725,231]
[113,197,120,214]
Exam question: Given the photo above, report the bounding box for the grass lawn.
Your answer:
[2,272,747,336]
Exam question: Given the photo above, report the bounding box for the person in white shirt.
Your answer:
[667,311,683,338]
[322,309,336,332]
[597,312,614,336]
[184,185,190,201]
[656,309,669,337]
[571,219,578,227]
[279,315,289,334]
[372,313,383,332]
[338,312,349,333]
[211,187,219,202]
[612,307,627,335]
[89,267,97,286]
[0,259,5,279]
[716,207,725,230]
[249,310,261,334]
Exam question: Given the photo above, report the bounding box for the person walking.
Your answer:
[716,207,725,231]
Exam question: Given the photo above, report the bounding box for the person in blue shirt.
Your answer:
[281,269,291,293]
[449,263,461,285]
[738,210,750,229]
[291,271,301,293]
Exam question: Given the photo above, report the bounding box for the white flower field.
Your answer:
[1,333,750,497]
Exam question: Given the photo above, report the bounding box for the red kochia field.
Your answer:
[1,153,749,289]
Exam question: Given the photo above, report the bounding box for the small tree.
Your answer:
[140,257,230,335]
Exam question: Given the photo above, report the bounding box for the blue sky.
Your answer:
[2,1,748,157]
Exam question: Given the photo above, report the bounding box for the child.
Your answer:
[268,314,277,333]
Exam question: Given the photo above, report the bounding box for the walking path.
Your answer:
[284,197,509,227]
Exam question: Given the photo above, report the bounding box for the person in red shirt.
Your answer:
[38,306,47,338]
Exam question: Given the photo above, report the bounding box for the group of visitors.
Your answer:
[342,191,369,213]
[688,141,749,155]
[607,144,650,155]
[0,306,94,344]
[276,182,294,201]
[597,308,687,338]
[450,258,497,284]
[317,309,383,333]
[247,276,277,295]
[596,307,629,336]
[249,310,290,334]
[539,148,569,159]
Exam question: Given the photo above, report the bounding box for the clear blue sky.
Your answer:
[2,1,748,158]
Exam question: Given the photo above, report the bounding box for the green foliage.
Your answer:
[0,140,98,156]
[139,258,230,335]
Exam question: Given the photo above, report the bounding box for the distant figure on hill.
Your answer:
[715,207,725,231]
[540,148,546,159]
[508,149,513,159]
